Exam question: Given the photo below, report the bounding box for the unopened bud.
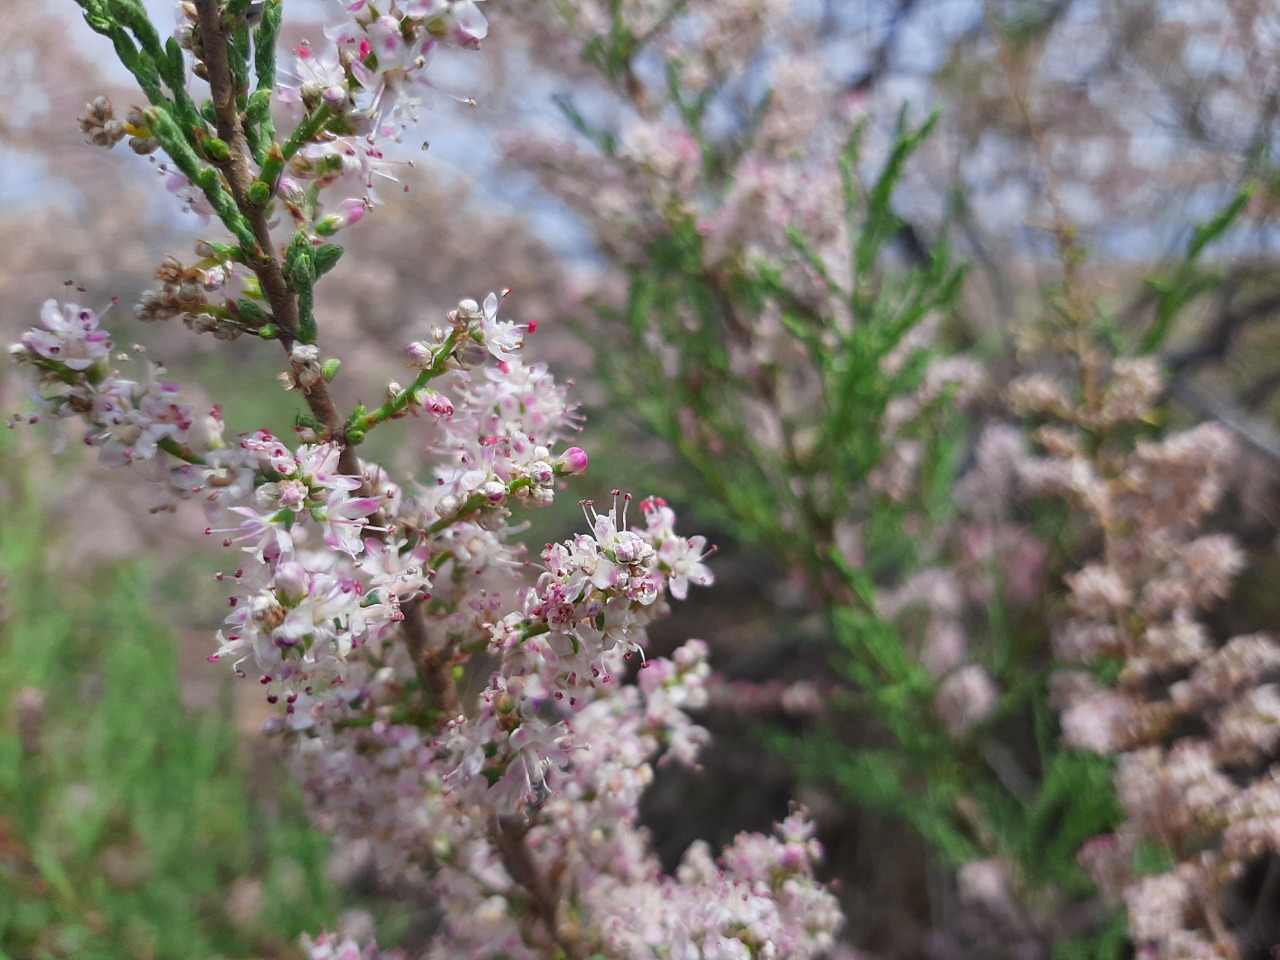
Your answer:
[315,198,367,237]
[423,390,453,418]
[129,136,160,156]
[447,298,482,331]
[454,338,487,368]
[322,84,350,114]
[154,254,186,284]
[558,447,589,476]
[290,344,323,389]
[273,561,308,602]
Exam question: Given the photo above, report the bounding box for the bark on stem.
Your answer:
[193,0,355,477]
[491,815,589,960]
[401,604,461,716]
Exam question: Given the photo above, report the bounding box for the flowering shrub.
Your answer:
[493,3,1280,959]
[1013,326,1280,960]
[8,1,842,956]
[496,0,1116,948]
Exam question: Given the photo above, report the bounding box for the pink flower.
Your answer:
[278,43,351,114]
[656,533,713,600]
[478,291,523,362]
[318,490,381,556]
[559,446,589,475]
[19,299,112,372]
[242,430,297,476]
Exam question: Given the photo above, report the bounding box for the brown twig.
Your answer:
[490,814,589,960]
[193,0,354,477]
[979,1,1105,419]
[400,607,461,716]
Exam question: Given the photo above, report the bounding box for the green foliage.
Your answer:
[1009,747,1119,888]
[1054,913,1128,960]
[566,65,1127,943]
[0,432,335,959]
[795,735,980,866]
[313,243,346,279]
[591,115,965,590]
[1129,838,1175,877]
[1139,184,1253,354]
[285,230,319,343]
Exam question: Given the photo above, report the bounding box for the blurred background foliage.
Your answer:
[3,1,1280,959]
[0,428,336,959]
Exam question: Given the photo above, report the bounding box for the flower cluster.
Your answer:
[1014,356,1280,960]
[503,1,859,289]
[294,640,840,959]
[12,0,848,954]
[170,0,487,242]
[10,300,172,453]
[12,281,838,955]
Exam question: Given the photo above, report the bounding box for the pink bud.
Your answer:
[561,447,589,475]
[274,560,308,599]
[316,198,367,236]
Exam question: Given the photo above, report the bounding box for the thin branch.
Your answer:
[490,815,589,960]
[193,0,349,467]
[401,607,461,716]
[193,0,459,713]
